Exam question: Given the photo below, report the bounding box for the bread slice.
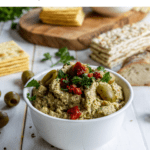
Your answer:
[118,51,150,86]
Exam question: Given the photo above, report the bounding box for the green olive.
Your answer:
[108,73,116,84]
[22,70,34,85]
[4,92,20,107]
[97,83,116,102]
[0,111,9,128]
[0,91,1,97]
[41,70,58,86]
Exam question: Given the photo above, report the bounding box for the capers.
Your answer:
[97,83,116,102]
[22,70,34,85]
[0,111,9,128]
[108,73,115,84]
[41,70,58,86]
[4,91,20,107]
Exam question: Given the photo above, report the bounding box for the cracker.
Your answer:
[0,58,29,67]
[0,62,29,72]
[41,7,82,13]
[0,66,29,77]
[0,41,29,64]
[40,7,85,26]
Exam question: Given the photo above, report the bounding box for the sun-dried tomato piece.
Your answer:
[73,87,82,95]
[73,62,86,76]
[67,85,82,95]
[67,106,81,120]
[88,73,93,77]
[93,72,102,79]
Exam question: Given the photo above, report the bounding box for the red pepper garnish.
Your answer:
[60,78,69,88]
[73,62,86,76]
[67,84,76,93]
[67,106,81,120]
[88,73,93,77]
[73,87,82,95]
[93,72,101,79]
[67,85,82,95]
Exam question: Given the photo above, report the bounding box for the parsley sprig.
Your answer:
[97,66,105,72]
[42,52,52,61]
[27,93,36,101]
[52,47,75,67]
[101,72,112,83]
[25,79,40,89]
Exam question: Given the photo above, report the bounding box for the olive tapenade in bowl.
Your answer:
[23,62,133,150]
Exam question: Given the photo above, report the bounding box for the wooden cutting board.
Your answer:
[19,8,147,50]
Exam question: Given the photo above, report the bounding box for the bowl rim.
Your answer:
[23,65,134,123]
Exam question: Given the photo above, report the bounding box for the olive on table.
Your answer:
[0,111,9,128]
[41,70,58,86]
[22,70,34,85]
[108,73,116,84]
[96,83,116,102]
[4,92,20,107]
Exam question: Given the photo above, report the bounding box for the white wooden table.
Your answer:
[0,13,150,150]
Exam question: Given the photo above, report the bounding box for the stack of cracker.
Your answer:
[0,41,29,77]
[39,7,85,26]
[90,22,150,68]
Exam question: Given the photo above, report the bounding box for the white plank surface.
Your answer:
[1,11,150,150]
[0,21,34,150]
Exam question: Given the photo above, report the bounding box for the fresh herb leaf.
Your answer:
[72,74,94,88]
[63,80,69,84]
[57,70,67,79]
[51,47,75,67]
[87,65,93,73]
[11,22,17,29]
[25,79,40,89]
[97,66,105,71]
[27,93,36,101]
[65,62,70,65]
[72,76,82,84]
[0,7,31,27]
[61,88,68,92]
[101,72,112,83]
[81,74,94,88]
[55,47,68,57]
[41,52,52,62]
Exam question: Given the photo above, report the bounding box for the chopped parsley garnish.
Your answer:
[97,66,105,71]
[51,47,75,67]
[27,93,36,101]
[57,70,67,79]
[72,74,94,88]
[101,72,112,83]
[65,62,70,65]
[63,79,69,84]
[61,88,68,92]
[41,52,52,62]
[25,79,40,89]
[87,65,93,73]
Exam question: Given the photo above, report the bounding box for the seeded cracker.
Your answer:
[0,41,29,77]
[90,22,150,68]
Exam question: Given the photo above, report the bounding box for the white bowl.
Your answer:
[91,7,133,17]
[23,66,133,150]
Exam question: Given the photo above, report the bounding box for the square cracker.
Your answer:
[0,41,29,64]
